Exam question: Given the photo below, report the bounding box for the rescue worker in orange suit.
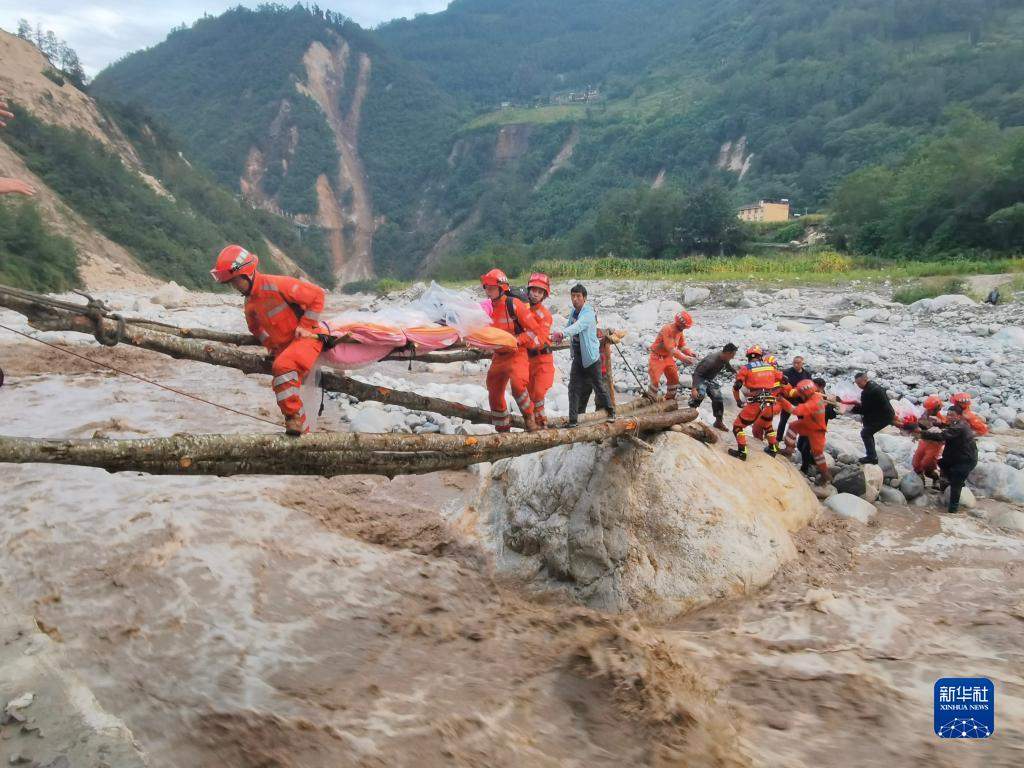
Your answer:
[481,269,541,433]
[525,272,555,428]
[778,378,833,486]
[211,244,325,436]
[753,354,785,444]
[647,311,696,400]
[951,392,989,436]
[729,345,784,460]
[911,394,947,486]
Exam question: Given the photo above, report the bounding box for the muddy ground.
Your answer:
[1,303,1023,767]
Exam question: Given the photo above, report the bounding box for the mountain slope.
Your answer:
[92,6,463,282]
[0,30,333,291]
[90,1,1024,277]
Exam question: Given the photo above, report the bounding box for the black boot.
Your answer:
[728,447,748,461]
[764,443,779,457]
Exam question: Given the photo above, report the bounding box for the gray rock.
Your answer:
[838,315,863,330]
[979,371,999,387]
[778,319,811,333]
[683,286,712,306]
[899,472,925,500]
[877,451,898,481]
[824,493,877,524]
[970,462,1024,504]
[878,486,908,506]
[833,465,867,497]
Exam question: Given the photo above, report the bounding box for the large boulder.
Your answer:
[824,493,877,523]
[778,319,811,333]
[627,299,660,328]
[877,451,898,481]
[683,286,711,306]
[465,433,820,619]
[151,281,190,309]
[942,485,977,509]
[878,486,908,506]
[970,462,1024,504]
[832,465,867,496]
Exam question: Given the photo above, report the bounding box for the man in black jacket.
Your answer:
[850,372,895,464]
[938,406,979,514]
[689,343,738,431]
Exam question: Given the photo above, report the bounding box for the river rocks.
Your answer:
[777,319,811,333]
[992,326,1024,347]
[863,463,884,502]
[831,463,883,502]
[878,486,907,506]
[151,281,190,309]
[350,407,405,434]
[838,316,863,330]
[683,286,711,306]
[970,462,1024,504]
[899,472,925,500]
[877,451,898,481]
[824,493,877,524]
[468,432,819,619]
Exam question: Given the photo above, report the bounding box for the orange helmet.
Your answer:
[746,344,763,358]
[763,354,778,367]
[211,244,258,283]
[674,311,693,329]
[923,395,943,413]
[480,268,509,288]
[951,392,973,409]
[527,272,550,296]
[796,379,817,395]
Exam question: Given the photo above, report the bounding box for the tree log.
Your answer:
[0,409,698,477]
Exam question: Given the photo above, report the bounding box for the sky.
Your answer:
[0,1,450,76]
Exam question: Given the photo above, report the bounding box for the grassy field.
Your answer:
[530,252,1024,285]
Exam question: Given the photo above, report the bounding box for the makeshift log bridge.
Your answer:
[0,285,581,429]
[0,284,719,477]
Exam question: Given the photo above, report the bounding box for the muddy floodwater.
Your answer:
[1,286,1023,766]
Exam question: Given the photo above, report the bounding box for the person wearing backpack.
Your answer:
[481,269,542,432]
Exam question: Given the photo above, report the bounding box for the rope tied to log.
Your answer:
[72,290,125,347]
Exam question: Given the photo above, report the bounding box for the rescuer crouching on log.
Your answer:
[211,244,326,436]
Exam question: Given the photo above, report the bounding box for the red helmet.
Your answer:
[211,244,258,283]
[951,392,973,409]
[746,344,763,358]
[763,354,778,367]
[527,272,550,296]
[923,395,943,413]
[674,311,693,329]
[480,268,509,288]
[796,379,817,395]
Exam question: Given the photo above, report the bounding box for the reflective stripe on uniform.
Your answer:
[266,303,289,318]
[272,371,300,388]
[304,311,322,321]
[276,389,298,402]
[263,282,278,292]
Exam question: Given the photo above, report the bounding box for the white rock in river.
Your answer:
[683,286,711,306]
[824,493,877,524]
[839,316,863,330]
[929,294,976,311]
[775,288,799,300]
[989,509,1024,532]
[350,408,405,434]
[464,432,819,619]
[970,462,1024,504]
[628,299,660,328]
[899,472,925,500]
[878,486,907,506]
[942,485,976,509]
[993,326,1024,347]
[660,299,683,318]
[151,281,190,309]
[778,319,811,333]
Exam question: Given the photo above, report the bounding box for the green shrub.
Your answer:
[0,200,80,291]
[892,278,968,304]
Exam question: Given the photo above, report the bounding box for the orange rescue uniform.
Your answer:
[912,411,947,476]
[526,302,554,427]
[648,323,692,398]
[487,294,542,431]
[779,391,829,474]
[244,272,326,432]
[732,361,784,450]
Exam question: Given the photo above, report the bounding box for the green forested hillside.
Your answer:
[90,1,1024,278]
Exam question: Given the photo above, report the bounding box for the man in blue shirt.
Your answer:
[552,284,615,427]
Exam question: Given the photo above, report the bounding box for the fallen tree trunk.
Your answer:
[0,408,697,477]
